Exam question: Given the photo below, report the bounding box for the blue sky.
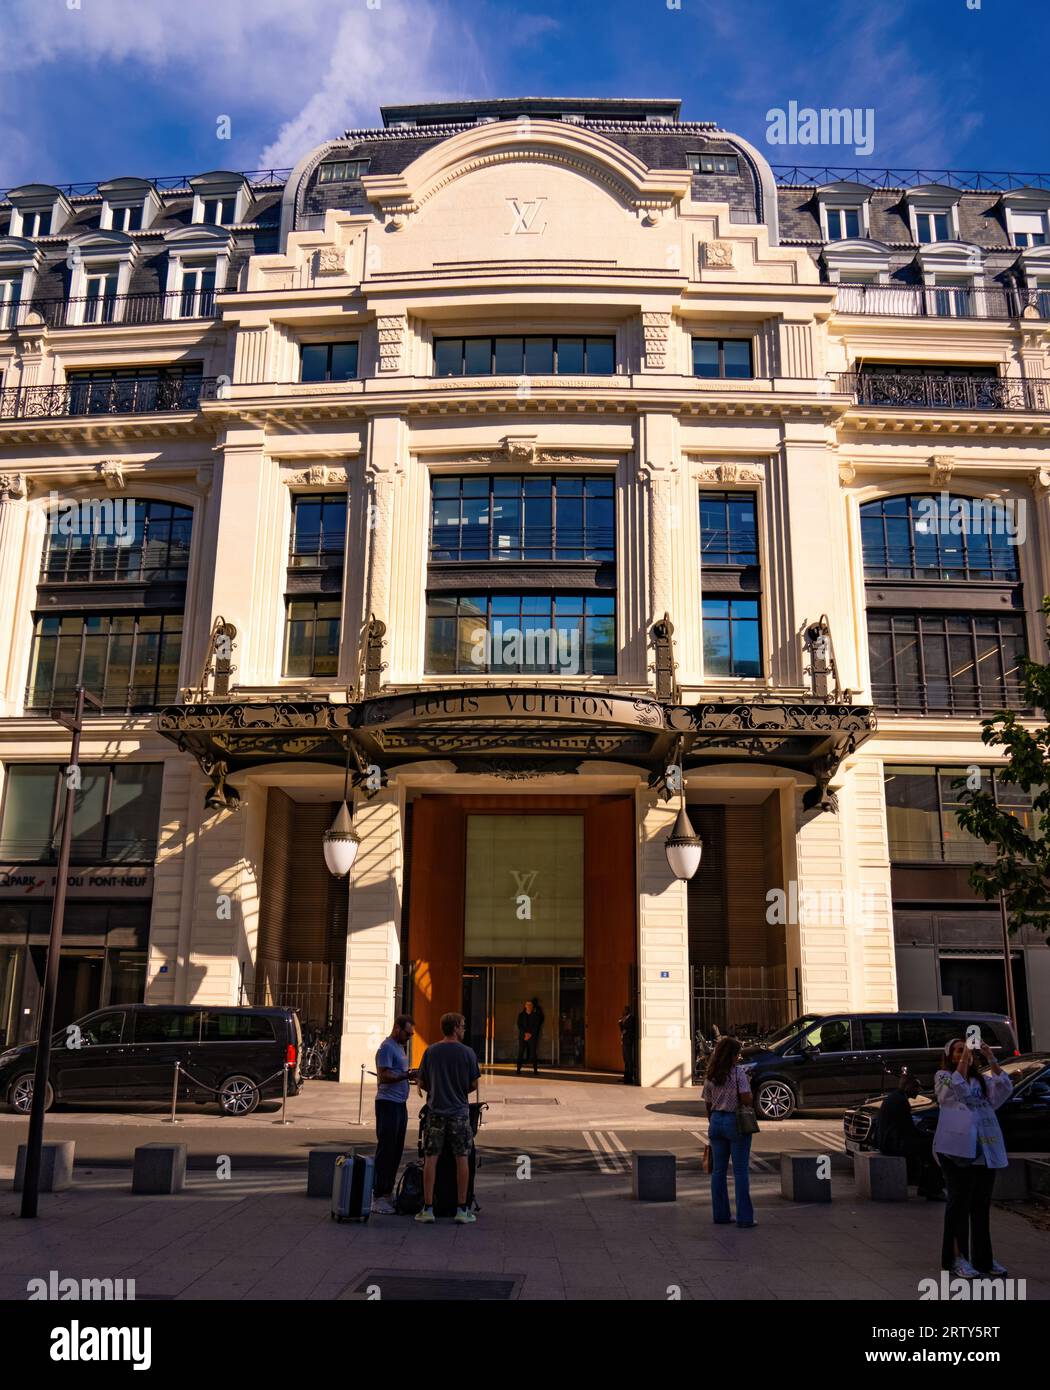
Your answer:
[0,0,1044,188]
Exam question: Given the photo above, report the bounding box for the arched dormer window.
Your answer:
[859,493,1026,716]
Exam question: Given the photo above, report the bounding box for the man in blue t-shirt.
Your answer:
[371,1014,417,1214]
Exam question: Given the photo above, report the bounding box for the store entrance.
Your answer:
[462,963,586,1069]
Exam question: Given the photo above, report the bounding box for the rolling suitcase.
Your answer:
[331,1152,374,1222]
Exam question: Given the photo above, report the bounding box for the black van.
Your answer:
[743,1011,1018,1120]
[0,1004,303,1117]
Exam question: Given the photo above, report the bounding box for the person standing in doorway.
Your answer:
[619,1003,637,1085]
[415,1012,481,1225]
[702,1035,755,1227]
[371,1014,416,1214]
[516,999,538,1075]
[933,1037,1013,1278]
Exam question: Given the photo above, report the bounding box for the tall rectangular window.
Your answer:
[26,613,183,713]
[884,765,1036,864]
[826,207,861,239]
[283,493,347,677]
[83,265,119,324]
[283,600,341,678]
[430,475,614,562]
[0,763,163,863]
[916,210,951,243]
[700,490,761,678]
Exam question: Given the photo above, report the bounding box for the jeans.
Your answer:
[374,1099,408,1198]
[708,1109,753,1225]
[940,1157,996,1271]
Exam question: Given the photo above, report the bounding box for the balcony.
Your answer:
[873,680,1026,717]
[835,282,1049,320]
[835,371,1050,413]
[0,289,218,332]
[0,376,219,421]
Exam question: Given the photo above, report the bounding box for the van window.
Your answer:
[132,1010,201,1043]
[801,1019,853,1052]
[203,1012,277,1042]
[860,1018,926,1049]
[80,1012,125,1047]
[923,1018,961,1049]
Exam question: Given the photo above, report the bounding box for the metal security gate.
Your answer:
[691,965,801,1048]
[253,958,338,1032]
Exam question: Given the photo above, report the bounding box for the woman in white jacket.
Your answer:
[933,1037,1013,1278]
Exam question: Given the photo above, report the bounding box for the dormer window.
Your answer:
[21,208,51,238]
[0,274,22,331]
[83,264,119,324]
[916,210,952,244]
[688,153,739,175]
[201,196,235,225]
[317,160,370,185]
[815,182,871,243]
[1011,211,1048,248]
[110,205,143,232]
[826,207,861,239]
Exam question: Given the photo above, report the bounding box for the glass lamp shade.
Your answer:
[322,801,360,878]
[664,804,703,881]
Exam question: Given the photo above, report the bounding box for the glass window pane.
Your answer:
[524,337,554,373]
[692,339,719,377]
[722,340,753,378]
[464,338,492,375]
[330,342,358,380]
[556,337,584,374]
[586,337,615,374]
[300,345,327,382]
[434,339,462,376]
[493,337,523,374]
[0,766,58,858]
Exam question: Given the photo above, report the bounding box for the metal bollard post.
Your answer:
[357,1062,365,1126]
[164,1060,182,1124]
[275,1062,291,1125]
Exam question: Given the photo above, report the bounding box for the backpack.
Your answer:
[394,1161,425,1215]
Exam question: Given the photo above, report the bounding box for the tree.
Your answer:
[953,598,1050,940]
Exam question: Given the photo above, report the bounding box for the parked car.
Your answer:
[844,1054,1050,1154]
[742,1011,1018,1121]
[0,1003,303,1117]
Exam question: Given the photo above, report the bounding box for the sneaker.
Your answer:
[414,1206,435,1224]
[951,1256,979,1278]
[371,1196,397,1215]
[987,1260,1009,1275]
[454,1207,477,1224]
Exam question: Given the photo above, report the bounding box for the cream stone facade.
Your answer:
[1,99,1046,1098]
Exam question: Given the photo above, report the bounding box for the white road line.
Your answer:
[690,1129,708,1143]
[749,1155,775,1173]
[801,1129,846,1149]
[596,1130,630,1172]
[605,1131,630,1158]
[584,1130,622,1174]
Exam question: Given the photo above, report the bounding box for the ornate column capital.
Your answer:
[0,473,28,503]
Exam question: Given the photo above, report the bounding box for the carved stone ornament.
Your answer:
[98,461,125,490]
[696,462,763,484]
[376,314,406,373]
[702,240,735,270]
[838,462,857,486]
[642,311,670,370]
[929,453,954,487]
[0,472,28,502]
[1030,467,1050,497]
[316,246,346,275]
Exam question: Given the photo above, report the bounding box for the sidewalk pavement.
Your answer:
[2,1161,1047,1302]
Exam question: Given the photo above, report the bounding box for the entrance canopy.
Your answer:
[157,685,875,812]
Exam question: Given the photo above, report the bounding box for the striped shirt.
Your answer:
[703,1063,751,1112]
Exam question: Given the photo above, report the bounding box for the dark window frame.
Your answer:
[40,498,194,586]
[0,761,164,864]
[884,763,1036,865]
[26,611,184,714]
[429,473,615,563]
[860,493,1020,582]
[424,591,617,676]
[867,610,1026,716]
[688,153,740,175]
[299,341,359,383]
[282,597,342,679]
[316,160,371,184]
[433,334,616,377]
[289,492,348,568]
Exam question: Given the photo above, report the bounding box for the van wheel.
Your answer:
[755,1079,796,1121]
[8,1073,53,1115]
[218,1075,260,1117]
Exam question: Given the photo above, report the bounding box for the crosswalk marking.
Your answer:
[800,1128,846,1151]
[583,1130,629,1174]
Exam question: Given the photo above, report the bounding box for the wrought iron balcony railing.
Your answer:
[0,290,218,331]
[0,376,219,421]
[835,282,1050,320]
[873,680,1026,717]
[888,837,998,865]
[835,371,1050,413]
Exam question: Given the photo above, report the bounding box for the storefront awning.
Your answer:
[157,686,875,813]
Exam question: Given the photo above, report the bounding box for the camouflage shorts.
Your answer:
[423,1111,473,1157]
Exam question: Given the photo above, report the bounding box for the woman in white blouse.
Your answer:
[933,1037,1013,1278]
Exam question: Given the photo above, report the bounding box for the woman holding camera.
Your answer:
[933,1037,1013,1278]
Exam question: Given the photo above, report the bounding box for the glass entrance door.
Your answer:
[462,963,585,1069]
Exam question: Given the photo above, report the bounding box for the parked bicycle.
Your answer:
[301,1028,335,1080]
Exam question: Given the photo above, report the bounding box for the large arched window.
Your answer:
[26,497,193,713]
[859,493,1026,716]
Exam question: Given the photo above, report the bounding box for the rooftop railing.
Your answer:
[774,165,1050,191]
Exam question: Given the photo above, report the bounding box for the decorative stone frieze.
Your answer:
[316,246,346,275]
[695,462,763,484]
[642,311,670,370]
[376,314,406,373]
[702,239,735,269]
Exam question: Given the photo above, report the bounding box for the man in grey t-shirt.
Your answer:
[415,1011,481,1224]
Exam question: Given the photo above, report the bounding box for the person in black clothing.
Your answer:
[516,999,539,1075]
[877,1071,943,1199]
[619,1003,637,1085]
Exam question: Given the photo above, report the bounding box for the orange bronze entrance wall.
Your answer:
[406,793,636,1071]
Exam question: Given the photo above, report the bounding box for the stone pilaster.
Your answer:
[0,474,30,713]
[637,795,693,1087]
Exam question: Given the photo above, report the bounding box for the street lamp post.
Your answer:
[20,684,101,1219]
[999,889,1019,1041]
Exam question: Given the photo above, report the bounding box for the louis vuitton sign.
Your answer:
[358,689,669,730]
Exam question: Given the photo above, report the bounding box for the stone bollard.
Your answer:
[308,1145,352,1198]
[132,1143,187,1194]
[631,1150,676,1202]
[780,1150,832,1203]
[14,1141,75,1193]
[853,1151,908,1201]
